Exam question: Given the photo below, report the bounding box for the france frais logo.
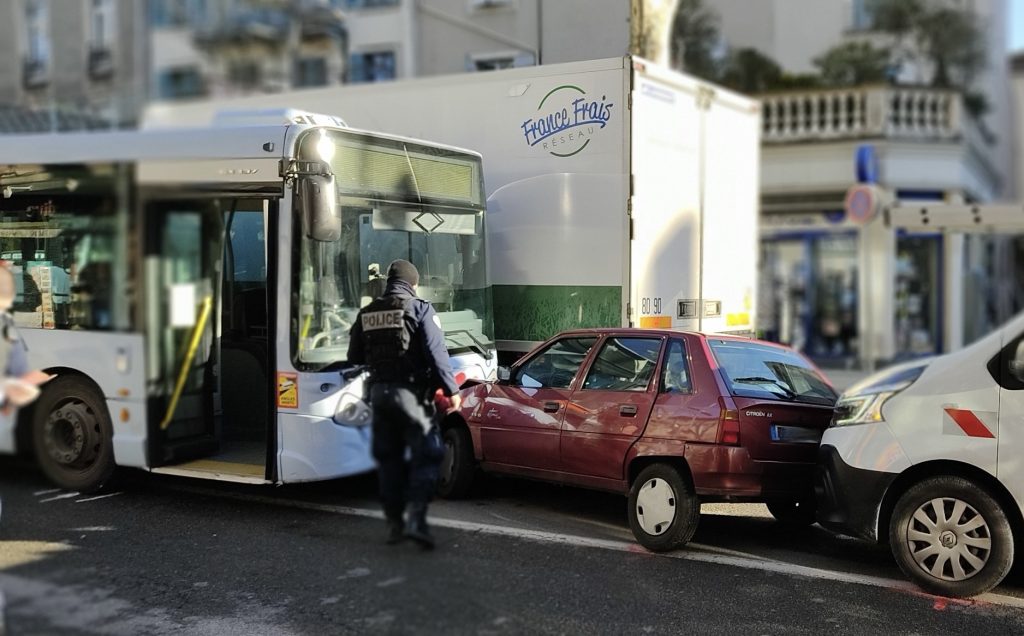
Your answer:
[520,85,613,158]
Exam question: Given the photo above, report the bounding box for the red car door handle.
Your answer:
[543,401,560,413]
[619,405,638,416]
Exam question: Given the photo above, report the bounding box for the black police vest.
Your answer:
[359,295,419,383]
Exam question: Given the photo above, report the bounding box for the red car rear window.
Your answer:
[708,339,837,405]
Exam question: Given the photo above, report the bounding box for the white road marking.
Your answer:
[69,526,115,532]
[376,577,405,588]
[38,492,80,503]
[338,567,371,580]
[166,484,1024,609]
[33,489,60,496]
[75,492,123,503]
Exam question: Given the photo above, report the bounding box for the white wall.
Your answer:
[712,0,847,73]
[539,0,631,64]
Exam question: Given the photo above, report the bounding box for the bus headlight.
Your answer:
[830,363,927,428]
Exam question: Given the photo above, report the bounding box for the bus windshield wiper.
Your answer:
[446,329,494,360]
[731,376,797,399]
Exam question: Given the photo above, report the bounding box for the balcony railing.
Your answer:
[88,47,115,79]
[22,57,49,89]
[759,86,965,143]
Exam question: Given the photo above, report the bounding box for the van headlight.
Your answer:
[831,364,927,427]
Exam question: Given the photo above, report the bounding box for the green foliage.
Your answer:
[963,91,990,119]
[669,0,723,79]
[813,41,891,87]
[867,0,987,89]
[867,0,924,38]
[718,48,783,94]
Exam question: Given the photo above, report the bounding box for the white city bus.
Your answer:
[0,110,495,491]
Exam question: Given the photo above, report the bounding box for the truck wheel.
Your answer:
[889,476,1013,598]
[767,495,817,527]
[437,425,475,499]
[32,376,115,493]
[628,463,700,552]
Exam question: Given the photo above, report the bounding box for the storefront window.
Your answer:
[759,233,858,364]
[895,235,941,357]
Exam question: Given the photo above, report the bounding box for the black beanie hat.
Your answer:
[387,259,419,286]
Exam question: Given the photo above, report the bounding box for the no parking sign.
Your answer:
[844,184,878,224]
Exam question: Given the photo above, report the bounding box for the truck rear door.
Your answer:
[628,65,701,332]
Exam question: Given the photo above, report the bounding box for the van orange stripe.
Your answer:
[944,408,995,439]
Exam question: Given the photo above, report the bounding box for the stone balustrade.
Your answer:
[759,85,966,143]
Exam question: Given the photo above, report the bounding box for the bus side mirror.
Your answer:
[497,366,511,382]
[299,174,341,242]
[1010,341,1024,382]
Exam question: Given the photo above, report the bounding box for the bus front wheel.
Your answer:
[32,376,115,493]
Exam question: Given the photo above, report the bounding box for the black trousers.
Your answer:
[369,383,444,521]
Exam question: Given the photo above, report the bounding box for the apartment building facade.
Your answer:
[340,0,630,82]
[148,0,348,100]
[0,0,147,131]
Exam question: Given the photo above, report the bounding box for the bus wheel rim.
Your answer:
[43,401,99,468]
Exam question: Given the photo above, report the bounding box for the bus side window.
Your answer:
[3,191,117,331]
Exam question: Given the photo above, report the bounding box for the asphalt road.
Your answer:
[3,460,1024,635]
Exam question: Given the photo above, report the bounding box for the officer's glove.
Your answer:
[447,393,462,414]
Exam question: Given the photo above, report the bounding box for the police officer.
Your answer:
[348,259,461,549]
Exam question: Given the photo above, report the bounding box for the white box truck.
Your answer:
[145,56,761,358]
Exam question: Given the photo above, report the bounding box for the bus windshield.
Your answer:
[293,130,493,370]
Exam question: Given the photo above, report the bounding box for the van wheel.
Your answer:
[437,425,475,499]
[767,495,817,527]
[889,476,1013,598]
[628,464,700,552]
[32,376,115,493]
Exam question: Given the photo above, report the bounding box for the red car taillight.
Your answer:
[718,396,740,446]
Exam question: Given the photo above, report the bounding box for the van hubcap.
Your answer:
[636,478,676,536]
[907,497,991,582]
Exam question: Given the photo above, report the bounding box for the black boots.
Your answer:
[385,518,405,545]
[404,507,435,550]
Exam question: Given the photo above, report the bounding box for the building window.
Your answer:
[851,0,874,31]
[340,0,400,9]
[159,66,205,99]
[348,51,396,83]
[470,51,534,72]
[474,57,515,72]
[23,0,50,87]
[92,0,111,47]
[89,0,116,78]
[470,0,515,10]
[294,57,328,88]
[25,0,50,66]
[149,0,206,26]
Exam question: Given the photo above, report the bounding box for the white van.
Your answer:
[817,311,1024,597]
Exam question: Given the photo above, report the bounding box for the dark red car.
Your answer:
[438,329,838,551]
